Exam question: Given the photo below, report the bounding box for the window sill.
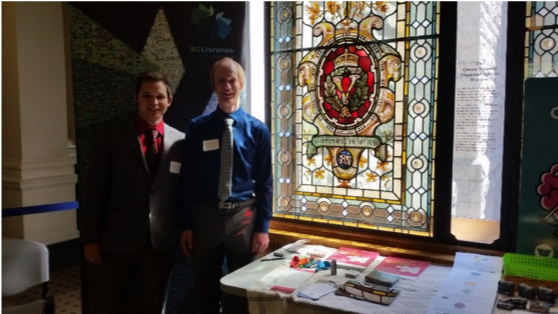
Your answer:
[269,220,505,266]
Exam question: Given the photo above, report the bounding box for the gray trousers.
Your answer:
[191,201,257,314]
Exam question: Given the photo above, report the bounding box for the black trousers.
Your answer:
[191,202,257,314]
[89,242,175,314]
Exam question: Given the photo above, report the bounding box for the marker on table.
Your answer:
[260,257,285,262]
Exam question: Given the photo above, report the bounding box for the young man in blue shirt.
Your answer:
[179,57,273,314]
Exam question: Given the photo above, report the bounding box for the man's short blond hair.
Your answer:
[210,57,245,90]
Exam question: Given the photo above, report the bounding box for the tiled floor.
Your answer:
[2,259,193,314]
[2,263,82,313]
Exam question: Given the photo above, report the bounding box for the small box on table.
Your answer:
[365,270,400,287]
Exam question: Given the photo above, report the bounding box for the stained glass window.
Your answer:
[271,2,440,236]
[525,2,558,78]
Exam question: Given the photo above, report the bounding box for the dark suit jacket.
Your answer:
[80,120,185,253]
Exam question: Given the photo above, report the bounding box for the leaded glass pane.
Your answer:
[526,2,558,77]
[271,1,439,235]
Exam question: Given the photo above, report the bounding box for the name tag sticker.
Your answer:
[203,139,219,151]
[170,161,181,174]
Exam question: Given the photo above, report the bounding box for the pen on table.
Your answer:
[261,257,285,262]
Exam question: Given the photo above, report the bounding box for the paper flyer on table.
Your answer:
[448,267,502,284]
[297,279,338,300]
[437,278,498,304]
[426,294,495,314]
[282,240,338,259]
[453,252,503,274]
[325,247,379,271]
[373,256,430,280]
[269,268,315,294]
[426,252,502,314]
[282,239,309,253]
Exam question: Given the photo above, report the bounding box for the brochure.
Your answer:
[373,256,430,280]
[297,279,338,300]
[326,247,379,271]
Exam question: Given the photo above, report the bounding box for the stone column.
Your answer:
[2,2,78,244]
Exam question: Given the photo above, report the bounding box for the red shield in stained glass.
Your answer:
[318,46,376,127]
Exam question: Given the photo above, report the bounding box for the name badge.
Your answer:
[203,139,219,151]
[170,161,181,174]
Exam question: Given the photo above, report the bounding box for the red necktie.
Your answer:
[145,128,159,174]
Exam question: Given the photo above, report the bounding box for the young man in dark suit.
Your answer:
[80,72,185,314]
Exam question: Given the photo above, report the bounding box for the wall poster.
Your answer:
[452,2,508,222]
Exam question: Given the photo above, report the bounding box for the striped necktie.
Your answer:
[218,117,234,201]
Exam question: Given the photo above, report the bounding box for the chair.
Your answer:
[2,239,55,314]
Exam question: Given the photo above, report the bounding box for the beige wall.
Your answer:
[2,2,78,244]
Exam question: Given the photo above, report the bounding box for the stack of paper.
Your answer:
[269,268,315,294]
[297,279,338,300]
[282,240,337,259]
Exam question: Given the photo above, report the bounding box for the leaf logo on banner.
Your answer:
[190,4,232,40]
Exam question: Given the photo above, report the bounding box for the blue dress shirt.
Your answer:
[179,107,273,233]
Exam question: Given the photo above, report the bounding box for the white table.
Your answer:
[222,247,558,314]
[221,247,458,314]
